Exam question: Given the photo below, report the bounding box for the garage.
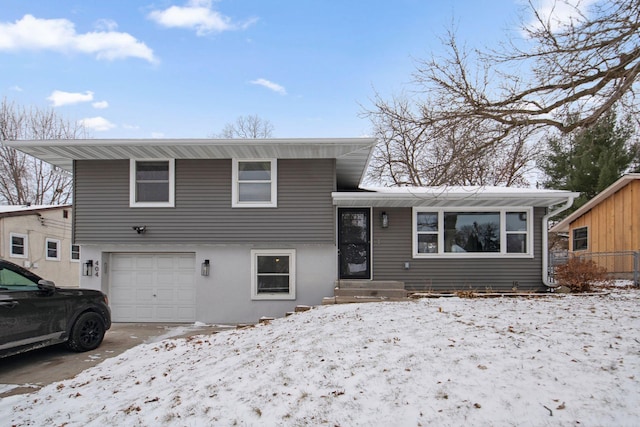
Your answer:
[109,253,196,322]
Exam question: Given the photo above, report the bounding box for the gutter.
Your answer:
[542,194,577,289]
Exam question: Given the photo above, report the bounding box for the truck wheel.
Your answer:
[66,312,105,352]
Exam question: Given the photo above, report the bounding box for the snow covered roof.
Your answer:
[333,186,579,208]
[4,138,376,189]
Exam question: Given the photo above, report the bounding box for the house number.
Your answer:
[94,261,99,277]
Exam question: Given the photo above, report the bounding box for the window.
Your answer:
[232,159,277,207]
[10,233,27,258]
[46,238,60,261]
[506,212,528,254]
[71,244,80,261]
[251,249,295,300]
[130,159,175,207]
[572,227,588,251]
[413,208,533,257]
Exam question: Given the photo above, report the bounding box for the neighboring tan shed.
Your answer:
[551,174,640,275]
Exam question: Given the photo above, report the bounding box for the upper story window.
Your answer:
[232,159,277,207]
[130,159,175,207]
[572,227,588,251]
[414,208,533,258]
[10,233,27,258]
[46,238,61,261]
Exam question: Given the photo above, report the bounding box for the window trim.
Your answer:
[572,226,588,251]
[70,244,81,262]
[9,232,28,259]
[129,159,175,208]
[251,249,296,300]
[232,159,277,208]
[412,207,534,258]
[45,238,61,261]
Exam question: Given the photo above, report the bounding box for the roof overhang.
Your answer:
[333,186,580,209]
[0,204,72,217]
[4,138,377,189]
[550,173,640,232]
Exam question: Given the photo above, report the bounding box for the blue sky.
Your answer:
[0,0,566,139]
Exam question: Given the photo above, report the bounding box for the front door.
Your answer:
[338,208,371,279]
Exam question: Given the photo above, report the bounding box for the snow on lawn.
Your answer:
[2,289,639,426]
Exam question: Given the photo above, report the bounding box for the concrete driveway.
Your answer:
[0,323,231,398]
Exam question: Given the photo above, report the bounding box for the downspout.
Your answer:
[542,195,576,288]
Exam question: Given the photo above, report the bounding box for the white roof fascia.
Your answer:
[5,138,377,189]
[332,187,580,208]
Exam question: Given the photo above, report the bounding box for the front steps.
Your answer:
[322,280,410,305]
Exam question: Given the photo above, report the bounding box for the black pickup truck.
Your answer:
[0,259,111,358]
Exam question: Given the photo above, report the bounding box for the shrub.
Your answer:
[554,257,611,292]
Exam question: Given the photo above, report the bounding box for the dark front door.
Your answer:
[338,208,371,279]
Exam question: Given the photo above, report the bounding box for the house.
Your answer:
[0,204,79,287]
[550,173,640,278]
[6,138,578,324]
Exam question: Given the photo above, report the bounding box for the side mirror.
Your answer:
[37,279,56,293]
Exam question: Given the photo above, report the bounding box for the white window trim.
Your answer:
[129,159,175,208]
[70,244,80,262]
[45,238,61,261]
[251,249,296,300]
[412,207,534,259]
[232,159,277,208]
[9,232,28,259]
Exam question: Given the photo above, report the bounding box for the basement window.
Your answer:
[251,249,296,300]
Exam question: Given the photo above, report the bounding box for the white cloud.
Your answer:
[78,116,115,132]
[94,19,118,32]
[250,78,287,95]
[47,90,94,107]
[122,123,140,130]
[525,0,598,33]
[150,131,165,138]
[148,0,257,36]
[0,14,157,63]
[9,85,22,92]
[92,100,109,109]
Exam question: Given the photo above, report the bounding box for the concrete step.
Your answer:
[334,288,408,298]
[335,280,405,290]
[331,296,412,304]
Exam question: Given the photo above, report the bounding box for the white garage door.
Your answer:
[110,253,196,322]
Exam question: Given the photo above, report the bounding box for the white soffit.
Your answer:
[5,138,376,188]
[332,186,580,208]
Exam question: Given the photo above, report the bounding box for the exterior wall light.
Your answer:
[83,260,93,276]
[201,259,210,276]
[381,211,389,228]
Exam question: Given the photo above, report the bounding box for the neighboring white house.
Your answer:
[0,205,79,287]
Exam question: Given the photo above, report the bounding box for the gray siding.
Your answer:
[372,207,546,291]
[74,159,336,244]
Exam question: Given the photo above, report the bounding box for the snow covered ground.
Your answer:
[1,287,639,426]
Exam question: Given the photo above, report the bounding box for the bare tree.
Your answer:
[0,98,86,205]
[366,0,640,186]
[215,115,274,138]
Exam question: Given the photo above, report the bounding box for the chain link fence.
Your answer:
[549,250,640,286]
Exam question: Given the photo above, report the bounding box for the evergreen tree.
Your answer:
[539,109,639,213]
